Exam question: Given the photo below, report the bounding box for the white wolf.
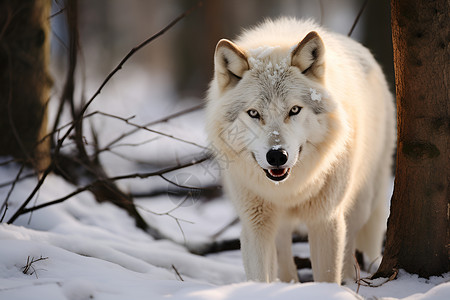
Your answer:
[205,18,395,284]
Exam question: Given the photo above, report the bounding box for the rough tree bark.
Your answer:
[0,0,52,171]
[374,0,449,278]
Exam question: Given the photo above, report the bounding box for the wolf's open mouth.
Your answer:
[264,168,290,182]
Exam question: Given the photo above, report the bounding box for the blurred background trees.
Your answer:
[0,0,52,171]
[53,0,393,98]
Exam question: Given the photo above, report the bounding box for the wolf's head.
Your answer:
[207,31,344,185]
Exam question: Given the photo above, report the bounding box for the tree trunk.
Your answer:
[0,0,52,171]
[374,0,449,279]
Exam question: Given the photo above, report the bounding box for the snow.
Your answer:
[309,88,322,102]
[2,153,448,300]
[248,46,291,85]
[1,71,449,300]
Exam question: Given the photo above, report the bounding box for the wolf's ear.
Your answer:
[291,31,325,80]
[214,39,249,91]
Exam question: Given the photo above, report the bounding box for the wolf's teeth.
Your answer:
[269,168,287,177]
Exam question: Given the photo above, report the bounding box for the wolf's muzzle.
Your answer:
[266,149,288,166]
[265,148,290,181]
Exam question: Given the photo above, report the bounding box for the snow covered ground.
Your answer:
[1,165,449,300]
[1,70,448,300]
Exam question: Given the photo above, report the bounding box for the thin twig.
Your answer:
[130,183,221,199]
[94,111,207,150]
[22,256,49,279]
[98,103,204,156]
[172,264,184,281]
[0,202,7,223]
[103,149,158,165]
[348,0,369,37]
[159,174,215,191]
[108,137,160,150]
[108,154,210,182]
[318,0,325,25]
[49,0,66,20]
[0,163,26,222]
[356,268,398,288]
[354,254,362,294]
[135,198,193,244]
[7,166,53,224]
[49,7,65,19]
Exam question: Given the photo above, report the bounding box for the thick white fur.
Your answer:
[205,18,395,284]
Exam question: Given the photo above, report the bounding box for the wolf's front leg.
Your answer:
[276,220,299,282]
[307,215,346,283]
[239,200,279,282]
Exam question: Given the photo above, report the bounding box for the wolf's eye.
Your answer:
[247,109,261,119]
[289,105,302,116]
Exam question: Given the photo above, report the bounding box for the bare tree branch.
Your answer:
[159,174,218,191]
[14,154,210,217]
[0,163,27,222]
[97,103,204,156]
[93,111,207,150]
[348,0,369,37]
[131,183,221,200]
[7,166,53,224]
[38,103,203,156]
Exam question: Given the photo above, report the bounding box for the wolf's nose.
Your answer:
[266,149,288,166]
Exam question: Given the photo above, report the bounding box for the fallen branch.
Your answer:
[190,234,308,256]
